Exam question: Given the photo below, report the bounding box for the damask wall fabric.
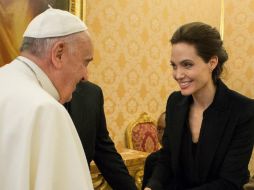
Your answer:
[223,0,254,98]
[86,0,221,148]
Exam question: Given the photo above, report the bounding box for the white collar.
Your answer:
[17,56,60,101]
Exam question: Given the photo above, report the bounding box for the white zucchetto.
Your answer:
[23,8,88,38]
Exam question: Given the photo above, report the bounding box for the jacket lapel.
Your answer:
[197,80,231,181]
[170,96,191,174]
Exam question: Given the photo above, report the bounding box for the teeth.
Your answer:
[179,81,191,88]
[180,81,190,85]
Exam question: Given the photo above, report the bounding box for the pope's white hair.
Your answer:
[19,33,82,58]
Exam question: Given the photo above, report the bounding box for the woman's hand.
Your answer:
[144,188,152,190]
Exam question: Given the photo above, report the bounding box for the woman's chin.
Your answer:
[180,88,193,96]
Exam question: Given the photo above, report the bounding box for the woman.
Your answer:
[145,22,254,190]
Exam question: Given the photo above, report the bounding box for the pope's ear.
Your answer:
[51,41,65,69]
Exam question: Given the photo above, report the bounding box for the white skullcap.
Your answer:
[23,8,88,38]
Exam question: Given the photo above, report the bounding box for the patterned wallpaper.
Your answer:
[86,0,221,148]
[223,0,254,98]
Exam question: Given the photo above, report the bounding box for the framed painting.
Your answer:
[0,0,86,66]
[53,0,86,21]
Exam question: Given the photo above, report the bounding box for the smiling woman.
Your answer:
[0,0,86,66]
[145,22,254,190]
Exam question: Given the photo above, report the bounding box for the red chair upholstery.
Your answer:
[126,112,160,153]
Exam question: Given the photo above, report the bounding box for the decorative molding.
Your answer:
[220,0,224,40]
[69,0,86,21]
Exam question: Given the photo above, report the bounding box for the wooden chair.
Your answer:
[126,112,160,153]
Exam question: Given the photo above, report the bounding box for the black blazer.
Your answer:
[142,150,161,189]
[147,80,254,190]
[65,81,137,190]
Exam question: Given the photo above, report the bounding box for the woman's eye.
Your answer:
[183,62,193,68]
[170,63,177,70]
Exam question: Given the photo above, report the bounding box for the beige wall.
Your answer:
[86,0,221,148]
[223,0,254,98]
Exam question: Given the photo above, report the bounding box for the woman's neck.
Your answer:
[192,81,216,110]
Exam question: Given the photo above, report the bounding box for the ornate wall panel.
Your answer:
[86,0,221,148]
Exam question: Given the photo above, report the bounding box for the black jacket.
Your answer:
[142,150,161,189]
[147,80,254,190]
[65,81,137,190]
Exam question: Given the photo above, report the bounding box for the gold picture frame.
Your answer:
[69,0,86,21]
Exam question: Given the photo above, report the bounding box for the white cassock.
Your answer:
[0,56,94,190]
